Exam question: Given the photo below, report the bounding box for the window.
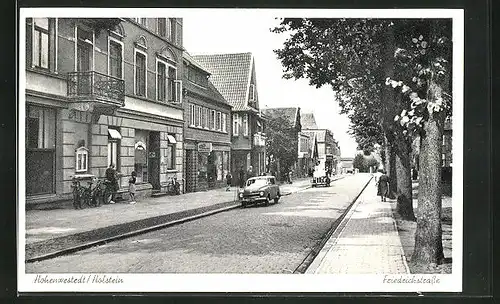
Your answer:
[75,146,88,173]
[167,18,176,42]
[157,18,166,37]
[249,83,255,101]
[26,106,56,195]
[157,60,166,101]
[135,50,147,97]
[194,105,200,127]
[222,113,227,132]
[202,108,208,128]
[211,110,216,130]
[109,40,123,79]
[107,128,122,169]
[189,104,195,126]
[233,114,239,136]
[135,130,149,183]
[33,18,50,69]
[76,27,93,72]
[216,112,222,131]
[167,66,177,102]
[243,113,248,136]
[166,134,176,170]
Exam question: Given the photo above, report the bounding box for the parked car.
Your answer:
[239,176,281,207]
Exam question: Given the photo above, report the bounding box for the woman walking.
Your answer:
[376,169,390,202]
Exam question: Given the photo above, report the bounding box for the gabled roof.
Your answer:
[261,107,300,128]
[192,52,257,112]
[183,51,210,75]
[301,113,318,129]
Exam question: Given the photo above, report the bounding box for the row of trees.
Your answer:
[353,153,380,173]
[272,18,452,268]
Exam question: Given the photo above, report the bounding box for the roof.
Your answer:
[301,113,318,129]
[192,53,257,112]
[183,52,210,75]
[261,107,300,128]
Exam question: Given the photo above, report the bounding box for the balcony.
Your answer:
[67,71,125,115]
[253,132,266,147]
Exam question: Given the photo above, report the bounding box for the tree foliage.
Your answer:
[265,116,299,179]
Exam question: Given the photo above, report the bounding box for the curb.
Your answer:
[302,176,373,274]
[392,217,412,274]
[26,201,240,263]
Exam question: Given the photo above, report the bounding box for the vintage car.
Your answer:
[239,176,281,207]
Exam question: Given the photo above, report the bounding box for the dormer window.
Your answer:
[75,146,89,173]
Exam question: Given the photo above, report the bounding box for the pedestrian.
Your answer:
[225,172,232,191]
[288,170,293,184]
[105,163,119,204]
[376,169,390,202]
[128,171,137,204]
[238,166,245,188]
[247,166,254,179]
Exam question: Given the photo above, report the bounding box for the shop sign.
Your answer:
[198,142,212,153]
[148,151,157,158]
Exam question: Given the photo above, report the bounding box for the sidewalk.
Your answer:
[306,178,409,274]
[25,177,321,261]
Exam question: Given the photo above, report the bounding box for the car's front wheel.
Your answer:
[264,195,270,206]
[274,192,280,204]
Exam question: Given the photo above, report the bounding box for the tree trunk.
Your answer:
[411,82,445,265]
[395,137,416,220]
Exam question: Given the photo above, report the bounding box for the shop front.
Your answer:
[185,141,230,192]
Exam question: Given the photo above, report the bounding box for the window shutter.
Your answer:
[174,80,182,103]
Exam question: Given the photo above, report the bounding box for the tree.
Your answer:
[273,18,451,267]
[352,154,365,171]
[272,18,414,219]
[386,19,452,265]
[265,116,298,181]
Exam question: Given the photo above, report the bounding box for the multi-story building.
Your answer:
[182,52,232,192]
[25,17,185,208]
[192,53,266,182]
[300,113,341,174]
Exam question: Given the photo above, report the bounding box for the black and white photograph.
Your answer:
[18,8,464,293]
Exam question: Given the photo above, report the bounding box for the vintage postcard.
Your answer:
[18,8,463,293]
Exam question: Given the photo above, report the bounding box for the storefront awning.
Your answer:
[167,135,177,144]
[108,129,122,139]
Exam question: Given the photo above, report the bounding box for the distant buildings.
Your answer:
[192,53,267,181]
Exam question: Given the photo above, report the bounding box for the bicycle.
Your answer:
[167,177,181,195]
[71,178,106,209]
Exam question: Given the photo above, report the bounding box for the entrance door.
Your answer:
[148,132,161,191]
[185,150,194,192]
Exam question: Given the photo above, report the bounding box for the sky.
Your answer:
[182,11,357,158]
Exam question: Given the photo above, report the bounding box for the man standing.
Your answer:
[238,166,245,188]
[247,166,255,180]
[105,163,119,204]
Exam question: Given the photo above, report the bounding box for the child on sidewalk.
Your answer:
[225,172,232,191]
[129,171,137,204]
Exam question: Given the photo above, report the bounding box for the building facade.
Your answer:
[182,53,232,192]
[192,53,267,184]
[25,17,185,208]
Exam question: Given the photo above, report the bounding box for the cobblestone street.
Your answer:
[26,174,370,273]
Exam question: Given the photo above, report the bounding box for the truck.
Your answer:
[311,157,331,187]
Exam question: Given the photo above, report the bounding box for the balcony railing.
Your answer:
[67,71,125,107]
[253,132,266,147]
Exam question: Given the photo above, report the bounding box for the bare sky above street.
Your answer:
[183,11,357,158]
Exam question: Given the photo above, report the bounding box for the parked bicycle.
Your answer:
[71,178,109,209]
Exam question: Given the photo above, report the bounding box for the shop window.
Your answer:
[198,152,208,181]
[26,105,56,195]
[134,130,149,183]
[166,134,177,170]
[222,151,230,177]
[215,151,223,181]
[108,128,122,169]
[75,146,88,173]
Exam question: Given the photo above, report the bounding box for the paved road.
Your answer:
[26,174,371,273]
